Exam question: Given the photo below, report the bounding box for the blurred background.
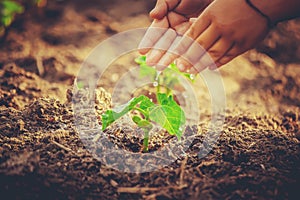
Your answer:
[0,0,299,113]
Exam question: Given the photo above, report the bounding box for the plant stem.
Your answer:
[134,107,149,120]
[143,129,150,152]
[166,88,171,96]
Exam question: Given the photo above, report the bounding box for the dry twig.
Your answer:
[51,140,72,152]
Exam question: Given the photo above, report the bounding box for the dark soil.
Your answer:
[0,0,300,199]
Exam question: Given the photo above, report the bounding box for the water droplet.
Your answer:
[189,74,195,80]
[153,81,158,87]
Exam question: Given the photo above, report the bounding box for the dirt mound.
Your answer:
[0,94,299,199]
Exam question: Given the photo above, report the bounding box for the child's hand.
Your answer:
[139,0,212,67]
[155,0,270,72]
[149,0,212,20]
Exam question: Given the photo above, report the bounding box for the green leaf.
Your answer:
[135,56,156,79]
[139,96,155,111]
[161,68,180,89]
[169,63,196,82]
[101,95,151,130]
[139,64,156,78]
[149,93,185,139]
[134,55,146,65]
[132,115,142,124]
[132,116,153,129]
[76,81,84,89]
[137,120,152,129]
[1,15,13,26]
[2,1,24,16]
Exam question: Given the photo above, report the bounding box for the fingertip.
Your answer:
[176,58,195,73]
[149,0,167,20]
[158,54,174,69]
[138,48,149,55]
[178,64,186,72]
[189,18,197,23]
[155,65,166,71]
[189,67,199,74]
[149,8,157,18]
[208,63,219,70]
[149,9,160,19]
[145,57,155,66]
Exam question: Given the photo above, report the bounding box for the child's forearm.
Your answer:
[250,0,300,24]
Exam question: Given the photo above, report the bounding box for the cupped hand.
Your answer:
[138,0,212,68]
[157,0,271,73]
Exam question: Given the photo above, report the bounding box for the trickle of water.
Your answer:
[155,71,162,81]
[153,71,161,87]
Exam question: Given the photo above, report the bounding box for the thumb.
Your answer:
[150,0,168,19]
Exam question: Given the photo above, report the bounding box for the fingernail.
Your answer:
[138,48,149,55]
[189,18,197,23]
[149,9,156,17]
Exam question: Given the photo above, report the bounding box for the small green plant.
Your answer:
[101,56,196,152]
[0,0,46,36]
[135,56,195,95]
[0,0,24,28]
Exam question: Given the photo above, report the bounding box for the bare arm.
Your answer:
[150,0,300,72]
[251,0,300,24]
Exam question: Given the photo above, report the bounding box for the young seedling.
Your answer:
[101,56,196,152]
[0,0,24,27]
[0,0,46,36]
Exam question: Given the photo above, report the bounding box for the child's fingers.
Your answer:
[187,67,199,74]
[165,0,181,11]
[189,17,197,23]
[150,0,168,19]
[186,16,211,42]
[176,48,211,73]
[156,19,191,68]
[193,25,221,52]
[145,28,177,67]
[176,58,192,72]
[210,47,239,69]
[207,37,235,65]
[172,17,210,56]
[156,36,183,70]
[138,19,168,55]
[168,19,216,69]
[176,53,210,73]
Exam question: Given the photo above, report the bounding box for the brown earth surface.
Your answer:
[0,0,300,199]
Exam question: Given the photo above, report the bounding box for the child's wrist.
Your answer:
[244,0,276,28]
